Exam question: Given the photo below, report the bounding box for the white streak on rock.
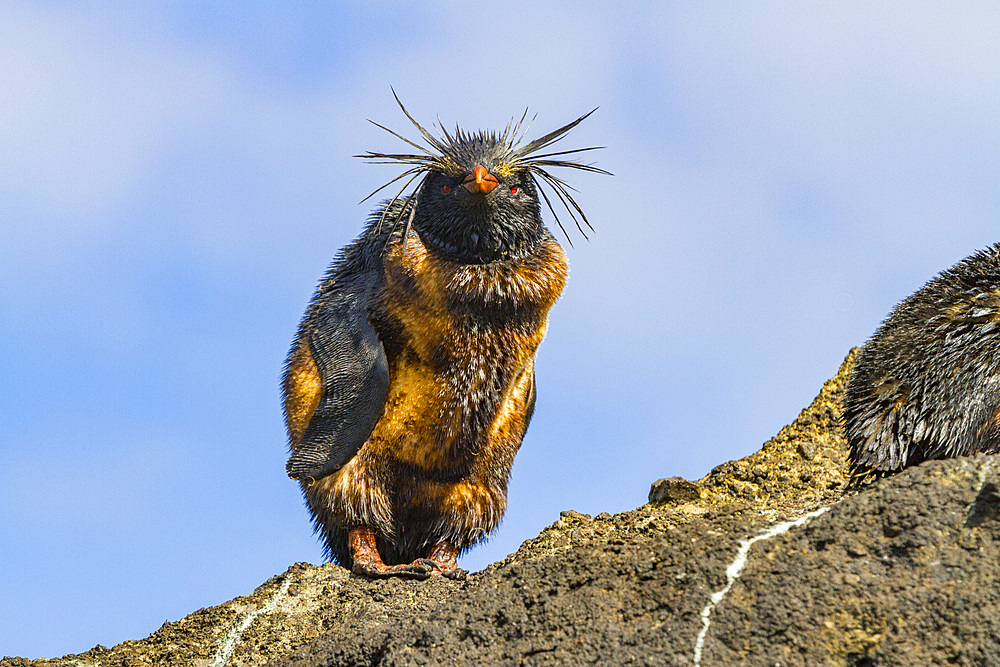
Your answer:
[212,577,292,667]
[692,506,830,666]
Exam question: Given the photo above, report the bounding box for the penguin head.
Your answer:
[358,91,610,264]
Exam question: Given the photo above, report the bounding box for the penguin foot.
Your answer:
[348,528,468,580]
[426,542,468,580]
[351,559,436,580]
[348,527,435,579]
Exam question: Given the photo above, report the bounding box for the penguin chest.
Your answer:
[368,236,568,473]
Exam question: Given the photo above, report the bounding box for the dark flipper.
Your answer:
[286,292,389,482]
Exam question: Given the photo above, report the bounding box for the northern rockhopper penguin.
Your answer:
[282,94,608,578]
[845,243,1000,481]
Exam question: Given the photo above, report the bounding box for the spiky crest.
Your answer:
[354,89,610,246]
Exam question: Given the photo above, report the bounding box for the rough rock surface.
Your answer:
[6,350,1000,666]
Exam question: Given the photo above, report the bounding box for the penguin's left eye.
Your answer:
[510,185,519,194]
[442,185,451,194]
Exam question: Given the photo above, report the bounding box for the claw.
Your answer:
[351,559,434,580]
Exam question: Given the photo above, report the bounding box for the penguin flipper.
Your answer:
[285,292,389,482]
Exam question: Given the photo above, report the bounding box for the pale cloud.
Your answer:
[0,4,230,222]
[631,4,1000,243]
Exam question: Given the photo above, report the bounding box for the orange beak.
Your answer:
[463,164,499,194]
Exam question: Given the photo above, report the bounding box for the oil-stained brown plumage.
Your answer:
[282,94,607,578]
[845,242,1000,482]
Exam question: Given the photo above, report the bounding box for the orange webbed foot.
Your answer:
[348,528,468,580]
[426,542,468,580]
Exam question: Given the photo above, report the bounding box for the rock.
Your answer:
[798,439,818,460]
[8,350,1000,665]
[648,476,701,504]
[703,454,1000,665]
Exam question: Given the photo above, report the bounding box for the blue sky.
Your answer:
[4,2,1000,659]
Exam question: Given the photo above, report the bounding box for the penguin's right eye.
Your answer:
[442,185,451,194]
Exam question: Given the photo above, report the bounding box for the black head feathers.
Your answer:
[355,90,610,248]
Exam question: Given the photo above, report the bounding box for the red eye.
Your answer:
[442,185,451,194]
[510,186,519,194]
